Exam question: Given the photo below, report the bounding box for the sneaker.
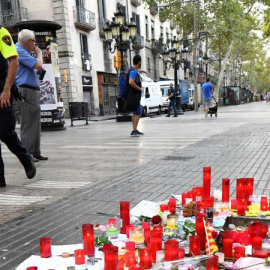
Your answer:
[24,159,36,179]
[166,115,170,117]
[173,115,178,117]
[130,131,140,137]
[136,130,144,135]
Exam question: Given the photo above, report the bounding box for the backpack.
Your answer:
[119,67,135,100]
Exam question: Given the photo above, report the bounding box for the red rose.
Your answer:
[151,215,162,224]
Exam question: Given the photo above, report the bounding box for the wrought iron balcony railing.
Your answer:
[0,8,28,27]
[150,2,158,16]
[82,53,92,71]
[151,39,164,55]
[132,35,145,50]
[131,0,142,7]
[73,6,96,32]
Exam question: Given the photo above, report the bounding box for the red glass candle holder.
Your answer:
[231,199,237,210]
[194,187,203,201]
[251,236,263,249]
[246,178,254,200]
[164,240,179,261]
[39,237,52,258]
[82,224,95,257]
[160,204,168,212]
[262,224,268,239]
[252,248,268,258]
[204,196,214,208]
[26,267,38,270]
[182,193,188,206]
[206,255,219,270]
[236,179,246,200]
[120,201,130,234]
[125,251,136,268]
[126,241,135,252]
[223,237,233,259]
[118,259,125,270]
[153,225,163,235]
[140,248,152,269]
[150,230,162,262]
[237,199,246,216]
[142,222,151,232]
[261,196,268,211]
[168,198,176,214]
[129,267,143,270]
[189,235,201,256]
[74,249,86,265]
[104,245,118,270]
[144,230,151,246]
[126,225,135,238]
[222,179,230,203]
[234,246,245,261]
[203,167,211,197]
[178,248,185,259]
[195,213,206,250]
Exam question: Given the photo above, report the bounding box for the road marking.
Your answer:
[26,181,90,189]
[0,194,50,205]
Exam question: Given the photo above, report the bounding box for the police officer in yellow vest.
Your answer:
[0,25,36,187]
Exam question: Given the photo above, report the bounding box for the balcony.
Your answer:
[150,2,158,16]
[82,53,92,72]
[159,10,167,22]
[73,6,96,32]
[104,58,112,73]
[170,20,176,30]
[0,8,28,28]
[131,0,142,7]
[132,35,145,50]
[99,18,107,37]
[176,26,181,35]
[151,39,164,55]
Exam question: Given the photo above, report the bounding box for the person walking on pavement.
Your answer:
[202,78,213,117]
[129,55,143,137]
[0,25,36,187]
[15,29,48,162]
[166,83,178,117]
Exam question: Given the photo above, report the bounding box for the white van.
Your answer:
[141,82,163,116]
[155,80,174,111]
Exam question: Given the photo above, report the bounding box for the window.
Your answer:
[80,34,91,71]
[103,42,111,72]
[160,26,163,43]
[166,30,169,44]
[147,57,151,71]
[151,20,155,40]
[132,12,141,35]
[145,16,149,39]
[97,0,106,18]
[76,0,85,7]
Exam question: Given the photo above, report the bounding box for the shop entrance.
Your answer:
[102,85,117,115]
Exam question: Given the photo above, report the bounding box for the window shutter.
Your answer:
[136,14,141,35]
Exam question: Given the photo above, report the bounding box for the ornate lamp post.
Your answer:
[162,36,183,113]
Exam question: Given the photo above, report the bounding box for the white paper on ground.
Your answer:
[171,194,182,202]
[51,243,83,256]
[130,200,160,218]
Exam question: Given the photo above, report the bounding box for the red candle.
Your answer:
[182,193,188,206]
[126,241,135,252]
[189,235,201,256]
[261,196,268,211]
[237,199,246,216]
[149,230,162,262]
[125,251,136,268]
[231,199,237,210]
[223,237,233,259]
[246,178,254,200]
[26,268,38,270]
[164,240,179,261]
[234,246,245,261]
[126,225,135,238]
[204,196,214,208]
[118,259,124,270]
[82,224,95,257]
[129,267,143,270]
[39,237,52,258]
[203,167,211,197]
[195,187,203,201]
[178,248,185,259]
[120,201,130,234]
[168,198,176,214]
[140,248,152,269]
[262,224,268,239]
[74,249,86,265]
[206,255,219,270]
[144,230,151,246]
[153,225,163,235]
[251,236,263,249]
[104,245,118,270]
[222,179,230,202]
[142,222,151,232]
[236,179,246,200]
[160,204,168,212]
[195,213,206,250]
[252,248,268,258]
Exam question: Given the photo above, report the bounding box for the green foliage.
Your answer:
[95,235,111,247]
[182,220,195,238]
[138,215,152,222]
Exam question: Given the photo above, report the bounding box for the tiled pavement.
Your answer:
[1,103,270,269]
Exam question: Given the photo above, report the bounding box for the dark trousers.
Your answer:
[168,100,178,116]
[0,107,32,183]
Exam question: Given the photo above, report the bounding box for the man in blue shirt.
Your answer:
[202,78,213,117]
[129,55,143,137]
[16,29,48,162]
[166,83,177,117]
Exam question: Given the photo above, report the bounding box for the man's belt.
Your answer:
[19,84,40,90]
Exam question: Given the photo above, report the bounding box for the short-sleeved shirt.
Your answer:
[0,26,18,77]
[15,42,40,87]
[202,82,213,99]
[168,87,176,101]
[129,67,142,88]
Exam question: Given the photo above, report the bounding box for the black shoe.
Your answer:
[136,130,144,135]
[34,155,48,161]
[166,115,170,117]
[173,115,178,117]
[33,157,39,163]
[25,160,36,179]
[0,182,6,187]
